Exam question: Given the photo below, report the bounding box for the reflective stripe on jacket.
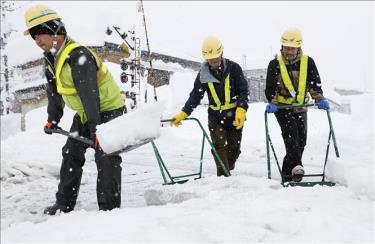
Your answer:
[276,54,308,104]
[53,39,124,123]
[208,73,237,111]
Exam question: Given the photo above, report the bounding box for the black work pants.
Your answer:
[55,107,125,211]
[274,110,307,180]
[208,120,243,176]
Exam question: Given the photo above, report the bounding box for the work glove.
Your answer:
[233,107,247,130]
[266,103,278,113]
[317,99,330,110]
[43,121,61,134]
[170,111,188,127]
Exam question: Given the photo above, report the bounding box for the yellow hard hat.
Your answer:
[202,36,224,60]
[24,5,61,36]
[280,28,303,48]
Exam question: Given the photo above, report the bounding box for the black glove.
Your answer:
[44,121,61,135]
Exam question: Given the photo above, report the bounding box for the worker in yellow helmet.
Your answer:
[171,36,249,176]
[24,5,126,215]
[265,27,330,182]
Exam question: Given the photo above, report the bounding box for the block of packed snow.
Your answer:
[97,101,166,154]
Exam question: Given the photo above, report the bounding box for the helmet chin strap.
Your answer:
[44,20,63,54]
[50,34,58,54]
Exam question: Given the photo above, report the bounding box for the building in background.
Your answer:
[243,68,268,103]
[2,43,353,124]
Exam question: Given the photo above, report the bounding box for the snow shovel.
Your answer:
[44,128,154,156]
[264,103,339,187]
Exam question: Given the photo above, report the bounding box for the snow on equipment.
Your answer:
[43,128,153,156]
[96,101,163,153]
[44,102,164,156]
[265,103,339,187]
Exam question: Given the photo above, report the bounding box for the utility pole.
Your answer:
[1,0,16,115]
[242,54,247,70]
[3,54,10,114]
[139,0,158,102]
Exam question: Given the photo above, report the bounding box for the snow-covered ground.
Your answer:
[1,68,374,242]
[1,1,374,243]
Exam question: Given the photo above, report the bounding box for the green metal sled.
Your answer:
[151,117,230,185]
[264,103,340,187]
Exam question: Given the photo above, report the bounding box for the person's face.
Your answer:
[207,56,222,70]
[33,34,54,52]
[282,46,299,61]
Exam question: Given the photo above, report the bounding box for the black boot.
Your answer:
[44,204,72,215]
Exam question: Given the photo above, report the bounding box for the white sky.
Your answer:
[2,1,374,91]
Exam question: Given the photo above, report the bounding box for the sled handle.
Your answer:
[162,117,230,177]
[275,103,318,110]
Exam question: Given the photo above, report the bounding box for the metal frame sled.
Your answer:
[264,103,340,187]
[151,117,230,185]
[44,128,154,156]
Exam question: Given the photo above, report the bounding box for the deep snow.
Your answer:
[1,70,374,242]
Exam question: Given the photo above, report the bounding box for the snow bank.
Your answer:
[0,107,77,180]
[323,93,375,200]
[0,113,22,140]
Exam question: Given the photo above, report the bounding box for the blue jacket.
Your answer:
[182,58,249,128]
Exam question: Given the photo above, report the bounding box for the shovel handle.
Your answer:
[44,128,94,146]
